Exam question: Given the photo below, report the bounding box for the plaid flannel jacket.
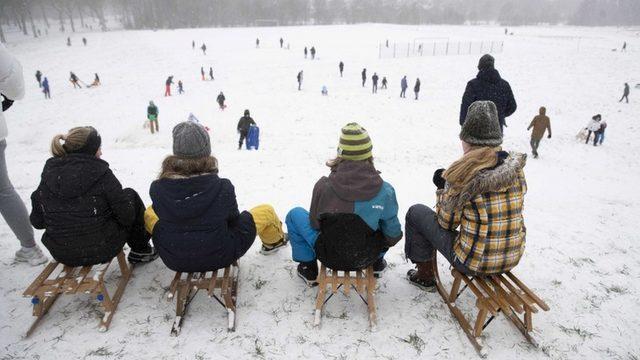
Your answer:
[436,168,527,274]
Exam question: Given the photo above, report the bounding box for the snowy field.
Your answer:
[1,24,639,359]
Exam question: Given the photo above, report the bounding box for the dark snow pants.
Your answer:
[619,94,629,103]
[400,88,406,98]
[530,138,541,156]
[122,188,153,252]
[404,204,475,275]
[238,130,248,149]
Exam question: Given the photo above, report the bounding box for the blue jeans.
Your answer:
[285,207,319,262]
[595,132,605,145]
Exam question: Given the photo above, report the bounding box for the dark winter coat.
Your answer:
[401,77,408,90]
[460,68,517,126]
[35,71,42,81]
[217,94,225,105]
[414,79,421,92]
[237,115,255,133]
[624,84,630,96]
[150,174,256,272]
[30,155,136,266]
[148,104,158,117]
[166,77,173,86]
[361,70,367,80]
[339,62,344,71]
[42,78,49,91]
[372,74,379,84]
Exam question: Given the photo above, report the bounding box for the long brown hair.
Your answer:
[159,155,218,179]
[443,146,501,195]
[50,127,94,157]
[325,156,375,171]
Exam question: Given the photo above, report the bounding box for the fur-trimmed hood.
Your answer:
[439,152,527,211]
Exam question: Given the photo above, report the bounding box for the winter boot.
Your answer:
[260,233,289,255]
[407,259,436,292]
[372,257,387,278]
[128,246,159,264]
[297,261,319,287]
[15,246,49,266]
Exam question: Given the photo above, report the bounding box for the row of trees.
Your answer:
[1,0,638,42]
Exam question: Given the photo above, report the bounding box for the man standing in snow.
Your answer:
[82,37,87,46]
[310,47,316,59]
[304,47,308,59]
[460,54,517,133]
[192,40,195,50]
[35,70,42,87]
[0,43,48,265]
[237,109,256,150]
[414,78,421,100]
[280,38,284,48]
[217,92,226,109]
[339,61,344,77]
[297,70,303,91]
[619,83,630,103]
[361,68,367,87]
[165,76,173,97]
[42,77,51,99]
[382,76,388,89]
[400,76,408,98]
[256,38,260,48]
[201,43,207,55]
[372,73,379,94]
[147,101,159,134]
[527,107,551,159]
[622,41,627,52]
[209,67,214,81]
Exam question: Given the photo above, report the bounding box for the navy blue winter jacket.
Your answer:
[150,173,256,272]
[460,68,517,126]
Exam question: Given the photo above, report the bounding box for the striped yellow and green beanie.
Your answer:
[337,123,373,161]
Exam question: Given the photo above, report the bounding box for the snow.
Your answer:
[1,24,639,359]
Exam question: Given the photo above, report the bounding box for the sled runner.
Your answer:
[246,125,260,150]
[313,264,377,330]
[433,263,550,357]
[167,262,239,336]
[23,250,132,337]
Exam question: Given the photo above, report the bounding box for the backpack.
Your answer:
[314,213,387,271]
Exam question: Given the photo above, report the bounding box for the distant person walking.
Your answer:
[217,92,226,109]
[460,54,517,132]
[69,72,81,88]
[201,66,205,81]
[66,37,71,46]
[82,37,87,46]
[35,70,42,87]
[372,73,379,93]
[361,68,367,87]
[192,40,195,50]
[339,61,344,77]
[413,78,421,100]
[164,76,173,97]
[619,83,630,103]
[297,70,303,91]
[280,37,284,48]
[177,80,184,94]
[42,77,50,99]
[201,43,207,55]
[622,41,627,52]
[527,107,551,159]
[256,38,260,48]
[381,76,387,89]
[310,47,316,59]
[400,76,408,98]
[237,109,256,149]
[304,47,308,59]
[147,101,159,134]
[209,67,214,81]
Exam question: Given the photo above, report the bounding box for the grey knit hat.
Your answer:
[478,54,495,70]
[172,121,211,158]
[460,101,503,146]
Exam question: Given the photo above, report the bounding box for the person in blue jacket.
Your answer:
[42,77,51,99]
[145,121,288,273]
[285,123,403,286]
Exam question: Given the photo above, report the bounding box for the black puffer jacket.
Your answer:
[30,154,136,266]
[150,174,256,272]
[460,68,517,126]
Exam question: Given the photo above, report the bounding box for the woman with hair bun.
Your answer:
[30,126,158,266]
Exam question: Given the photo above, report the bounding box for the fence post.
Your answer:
[490,41,494,53]
[379,43,381,59]
[469,42,472,54]
[458,41,460,55]
[433,42,436,56]
[393,43,396,58]
[446,41,449,55]
[480,41,484,53]
[407,43,410,57]
[500,41,504,53]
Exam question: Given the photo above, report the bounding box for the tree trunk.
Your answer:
[67,9,76,32]
[20,13,28,35]
[78,5,85,28]
[40,2,50,28]
[28,9,38,38]
[0,22,6,43]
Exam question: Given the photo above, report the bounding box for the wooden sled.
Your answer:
[314,264,377,330]
[434,261,550,357]
[167,262,239,336]
[23,250,132,337]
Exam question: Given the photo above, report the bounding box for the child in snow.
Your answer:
[372,73,379,93]
[69,72,81,88]
[217,92,226,109]
[595,119,607,145]
[237,109,256,149]
[297,70,303,91]
[405,101,527,290]
[147,101,159,134]
[585,114,602,146]
[30,126,159,266]
[178,80,184,94]
[527,106,551,158]
[88,73,100,87]
[285,123,403,286]
[321,85,328,96]
[143,121,288,273]
[381,77,387,89]
[164,76,173,96]
[400,76,408,98]
[42,77,51,99]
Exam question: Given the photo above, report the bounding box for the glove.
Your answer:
[433,168,446,190]
[548,135,552,139]
[1,94,14,112]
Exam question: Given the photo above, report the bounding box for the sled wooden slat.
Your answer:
[23,250,132,337]
[167,262,239,335]
[314,264,377,330]
[433,260,550,357]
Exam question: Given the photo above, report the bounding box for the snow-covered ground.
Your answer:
[1,24,639,359]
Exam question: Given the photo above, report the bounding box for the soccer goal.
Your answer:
[255,19,279,27]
